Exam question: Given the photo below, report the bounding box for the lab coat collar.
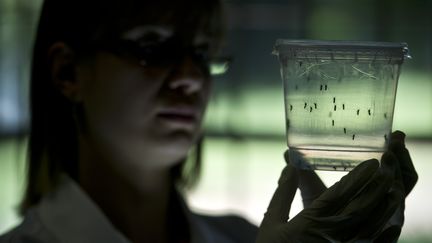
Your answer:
[36,175,130,243]
[34,175,233,243]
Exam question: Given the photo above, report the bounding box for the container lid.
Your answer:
[273,39,411,62]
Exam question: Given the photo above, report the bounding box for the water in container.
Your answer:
[273,40,410,171]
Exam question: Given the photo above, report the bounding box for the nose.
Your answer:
[168,56,206,95]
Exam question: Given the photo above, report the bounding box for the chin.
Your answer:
[147,130,197,163]
[164,136,196,157]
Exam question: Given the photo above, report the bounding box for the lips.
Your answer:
[156,107,199,123]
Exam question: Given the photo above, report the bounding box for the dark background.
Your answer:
[1,0,431,241]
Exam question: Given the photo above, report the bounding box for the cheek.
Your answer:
[202,78,212,109]
[79,55,166,135]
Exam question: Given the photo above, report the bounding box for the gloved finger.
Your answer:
[261,165,299,226]
[388,130,418,196]
[285,149,327,208]
[297,168,327,208]
[382,151,405,195]
[337,161,394,217]
[351,152,404,239]
[306,188,400,242]
[373,225,401,243]
[291,233,331,243]
[308,159,395,240]
[341,151,400,219]
[356,189,403,240]
[379,151,407,230]
[309,159,380,215]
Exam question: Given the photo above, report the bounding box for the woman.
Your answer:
[0,0,417,242]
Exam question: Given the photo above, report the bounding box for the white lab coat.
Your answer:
[0,176,257,243]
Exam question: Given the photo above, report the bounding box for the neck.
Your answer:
[77,137,175,243]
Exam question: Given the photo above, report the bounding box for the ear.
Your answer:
[48,42,82,102]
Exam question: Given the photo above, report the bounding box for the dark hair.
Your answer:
[21,0,224,214]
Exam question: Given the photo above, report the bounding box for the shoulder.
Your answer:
[0,210,58,243]
[195,213,258,243]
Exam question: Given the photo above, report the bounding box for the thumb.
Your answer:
[261,165,299,226]
[286,149,327,208]
[374,225,401,243]
[310,159,380,214]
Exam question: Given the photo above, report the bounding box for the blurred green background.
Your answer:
[1,0,431,242]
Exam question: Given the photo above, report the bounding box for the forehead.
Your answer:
[91,1,224,51]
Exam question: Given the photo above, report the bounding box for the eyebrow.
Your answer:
[121,26,174,42]
[121,26,215,49]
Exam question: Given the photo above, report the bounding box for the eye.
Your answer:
[136,42,163,60]
[191,45,211,63]
[104,39,162,61]
[133,40,174,66]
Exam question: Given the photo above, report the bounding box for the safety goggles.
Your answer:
[91,37,231,76]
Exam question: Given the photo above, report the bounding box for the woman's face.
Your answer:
[76,24,215,170]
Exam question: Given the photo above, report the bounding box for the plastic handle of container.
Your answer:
[403,46,412,59]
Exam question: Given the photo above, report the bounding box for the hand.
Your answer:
[286,131,417,209]
[269,130,418,242]
[294,131,418,242]
[256,158,400,242]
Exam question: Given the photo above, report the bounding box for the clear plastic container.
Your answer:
[273,40,410,171]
